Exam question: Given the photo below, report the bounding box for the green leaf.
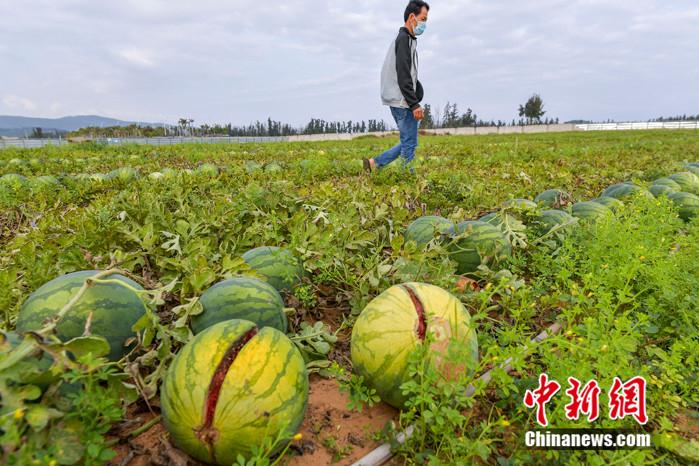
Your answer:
[61,336,111,359]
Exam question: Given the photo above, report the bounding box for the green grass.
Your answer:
[1,130,698,465]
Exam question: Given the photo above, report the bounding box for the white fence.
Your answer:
[2,121,698,149]
[575,121,699,131]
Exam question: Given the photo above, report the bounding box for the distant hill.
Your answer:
[0,115,165,137]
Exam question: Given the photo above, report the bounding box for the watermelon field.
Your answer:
[1,130,698,465]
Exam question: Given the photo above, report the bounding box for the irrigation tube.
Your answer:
[351,321,563,466]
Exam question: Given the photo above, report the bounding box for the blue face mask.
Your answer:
[414,19,426,36]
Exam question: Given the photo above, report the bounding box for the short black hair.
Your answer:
[404,1,430,22]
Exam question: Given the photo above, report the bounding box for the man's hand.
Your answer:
[413,106,424,121]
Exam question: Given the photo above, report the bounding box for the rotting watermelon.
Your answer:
[404,216,454,247]
[16,270,146,361]
[571,201,612,222]
[191,277,287,334]
[447,221,511,274]
[160,319,308,465]
[668,192,699,221]
[242,246,303,292]
[534,189,572,208]
[351,283,478,409]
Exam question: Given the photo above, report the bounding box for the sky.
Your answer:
[1,0,698,127]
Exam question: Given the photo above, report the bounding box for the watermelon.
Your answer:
[161,319,308,465]
[447,221,511,274]
[668,192,699,221]
[245,161,263,173]
[592,197,624,211]
[351,283,478,409]
[8,158,26,166]
[265,162,283,173]
[533,209,577,235]
[32,176,61,189]
[534,189,572,208]
[404,216,454,247]
[503,198,538,212]
[650,184,676,197]
[107,167,139,182]
[0,173,29,190]
[197,164,220,177]
[668,172,699,194]
[651,178,682,197]
[686,163,699,176]
[161,168,179,179]
[571,201,612,222]
[16,270,147,361]
[479,212,500,225]
[192,277,287,334]
[601,183,652,200]
[242,246,303,292]
[149,172,164,180]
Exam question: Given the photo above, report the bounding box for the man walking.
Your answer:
[364,1,429,172]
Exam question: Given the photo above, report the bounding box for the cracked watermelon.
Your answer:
[447,221,511,274]
[351,283,478,409]
[161,319,308,465]
[16,270,146,361]
[242,246,303,292]
[404,216,454,247]
[192,277,287,334]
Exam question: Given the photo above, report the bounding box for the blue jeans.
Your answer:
[374,106,419,169]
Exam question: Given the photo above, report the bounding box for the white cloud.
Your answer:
[2,95,37,112]
[117,48,156,68]
[0,0,697,124]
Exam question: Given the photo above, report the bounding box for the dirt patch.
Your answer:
[109,376,396,466]
[285,377,397,466]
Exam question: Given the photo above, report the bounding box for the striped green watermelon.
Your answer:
[32,175,61,188]
[245,161,263,173]
[571,201,612,222]
[197,164,220,177]
[651,178,682,197]
[533,209,577,235]
[1,173,28,190]
[503,198,538,212]
[351,283,478,409]
[650,184,676,197]
[161,319,308,465]
[601,183,652,200]
[686,163,699,176]
[242,246,303,292]
[668,172,699,194]
[192,277,287,334]
[16,270,146,361]
[534,189,572,208]
[107,167,140,182]
[265,162,283,173]
[447,221,511,274]
[404,216,454,247]
[592,197,624,211]
[668,192,699,221]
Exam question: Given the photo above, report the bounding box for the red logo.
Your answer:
[609,376,648,425]
[524,374,648,427]
[523,374,561,427]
